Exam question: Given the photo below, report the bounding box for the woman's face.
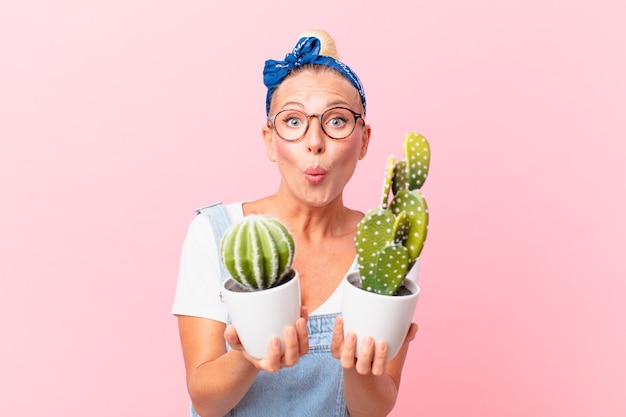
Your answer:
[263,69,371,208]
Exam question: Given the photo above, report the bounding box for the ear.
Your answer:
[262,124,277,162]
[358,124,371,160]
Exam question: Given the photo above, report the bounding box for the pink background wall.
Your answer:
[1,0,625,415]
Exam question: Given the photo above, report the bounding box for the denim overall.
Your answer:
[191,204,348,417]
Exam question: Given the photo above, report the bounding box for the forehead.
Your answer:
[270,69,361,112]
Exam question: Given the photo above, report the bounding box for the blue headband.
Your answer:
[263,36,366,115]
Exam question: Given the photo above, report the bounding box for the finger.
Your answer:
[224,325,243,350]
[301,305,309,321]
[296,317,309,356]
[281,327,299,367]
[406,323,419,342]
[371,341,388,376]
[355,336,374,375]
[340,332,358,369]
[262,337,282,373]
[331,316,344,358]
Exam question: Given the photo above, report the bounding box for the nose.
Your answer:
[305,114,325,154]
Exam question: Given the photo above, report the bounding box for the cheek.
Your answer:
[273,140,289,157]
[340,140,364,162]
[272,140,298,165]
[331,143,362,176]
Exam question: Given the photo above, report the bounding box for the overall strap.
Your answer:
[196,203,232,285]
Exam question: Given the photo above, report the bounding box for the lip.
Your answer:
[304,166,328,184]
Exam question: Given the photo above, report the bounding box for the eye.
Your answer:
[277,111,306,129]
[324,110,349,129]
[328,117,347,128]
[287,117,303,128]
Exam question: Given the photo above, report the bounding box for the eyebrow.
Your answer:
[280,101,305,109]
[278,99,355,111]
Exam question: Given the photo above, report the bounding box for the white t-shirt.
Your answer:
[171,202,357,322]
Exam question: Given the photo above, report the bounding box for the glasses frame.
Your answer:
[267,106,363,141]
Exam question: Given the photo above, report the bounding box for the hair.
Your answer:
[274,30,365,114]
[285,29,342,80]
[298,29,339,59]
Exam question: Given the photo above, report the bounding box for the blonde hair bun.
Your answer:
[298,29,339,59]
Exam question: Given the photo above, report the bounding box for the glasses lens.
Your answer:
[273,110,308,141]
[321,108,357,140]
[271,107,359,141]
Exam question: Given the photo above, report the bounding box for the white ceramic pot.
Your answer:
[221,270,301,359]
[342,270,420,361]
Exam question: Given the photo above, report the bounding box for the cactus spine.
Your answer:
[355,132,430,295]
[221,215,295,290]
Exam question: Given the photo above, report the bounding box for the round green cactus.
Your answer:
[220,215,295,290]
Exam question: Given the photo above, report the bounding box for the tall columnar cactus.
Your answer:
[355,132,430,295]
[221,215,295,290]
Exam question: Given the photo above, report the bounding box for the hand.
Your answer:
[331,316,418,376]
[224,307,310,373]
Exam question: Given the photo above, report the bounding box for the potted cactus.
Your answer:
[342,131,430,360]
[220,214,301,359]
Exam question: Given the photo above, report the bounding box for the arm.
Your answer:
[174,211,261,416]
[175,209,309,416]
[331,317,419,417]
[178,316,258,417]
[178,314,309,417]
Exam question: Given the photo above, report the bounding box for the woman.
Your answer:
[172,30,418,417]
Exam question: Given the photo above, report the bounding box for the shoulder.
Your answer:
[194,202,244,224]
[343,207,365,231]
[349,207,366,220]
[182,202,245,249]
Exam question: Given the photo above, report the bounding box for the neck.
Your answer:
[244,192,353,239]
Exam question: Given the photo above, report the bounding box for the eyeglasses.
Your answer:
[267,107,363,141]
